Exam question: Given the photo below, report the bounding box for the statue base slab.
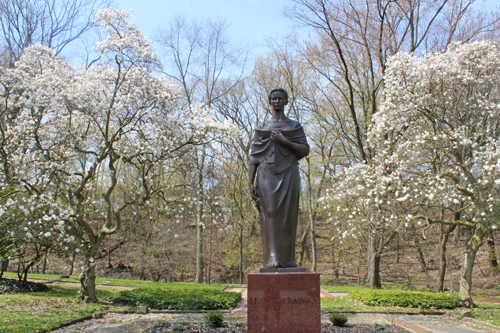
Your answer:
[247,272,321,333]
[259,267,307,273]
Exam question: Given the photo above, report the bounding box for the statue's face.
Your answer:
[270,91,287,110]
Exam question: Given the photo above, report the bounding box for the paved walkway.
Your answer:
[49,288,500,333]
[50,312,500,333]
[223,287,341,299]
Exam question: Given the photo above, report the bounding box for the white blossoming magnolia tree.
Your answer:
[0,8,234,302]
[329,41,500,305]
[323,162,408,289]
[0,193,72,281]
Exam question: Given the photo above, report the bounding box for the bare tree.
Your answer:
[286,0,500,288]
[155,15,248,283]
[0,0,110,67]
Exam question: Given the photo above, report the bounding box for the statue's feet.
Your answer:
[284,261,298,268]
[266,256,280,268]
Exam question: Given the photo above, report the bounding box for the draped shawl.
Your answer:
[249,125,307,174]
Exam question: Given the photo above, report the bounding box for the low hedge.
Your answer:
[108,286,242,310]
[349,289,459,309]
[0,278,49,294]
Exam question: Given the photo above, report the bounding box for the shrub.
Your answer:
[329,313,348,327]
[108,286,241,310]
[391,284,406,290]
[204,311,224,328]
[349,289,459,309]
[0,278,49,294]
[170,323,184,331]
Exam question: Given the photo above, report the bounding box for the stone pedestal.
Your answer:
[247,272,321,333]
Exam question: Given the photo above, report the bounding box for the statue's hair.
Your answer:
[268,88,289,103]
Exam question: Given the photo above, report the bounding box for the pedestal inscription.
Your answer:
[247,272,321,333]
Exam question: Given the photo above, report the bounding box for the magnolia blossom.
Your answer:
[322,41,500,301]
[324,41,500,238]
[1,7,239,302]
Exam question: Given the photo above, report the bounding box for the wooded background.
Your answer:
[1,0,499,304]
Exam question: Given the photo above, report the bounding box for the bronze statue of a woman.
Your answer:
[248,88,310,268]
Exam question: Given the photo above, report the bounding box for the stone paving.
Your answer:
[394,314,500,333]
[49,288,500,333]
[50,312,500,333]
[51,313,245,333]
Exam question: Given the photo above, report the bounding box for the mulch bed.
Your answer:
[148,322,410,332]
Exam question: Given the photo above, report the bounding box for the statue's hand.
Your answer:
[249,184,259,201]
[271,131,286,143]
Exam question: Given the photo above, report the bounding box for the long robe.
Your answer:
[249,118,309,268]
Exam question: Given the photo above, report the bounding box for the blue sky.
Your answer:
[115,0,296,55]
[114,0,499,58]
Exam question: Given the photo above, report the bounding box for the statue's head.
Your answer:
[268,88,289,104]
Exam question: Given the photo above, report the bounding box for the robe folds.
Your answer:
[249,118,309,268]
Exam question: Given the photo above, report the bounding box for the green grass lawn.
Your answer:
[1,274,500,333]
[320,290,500,327]
[1,272,231,290]
[0,275,238,333]
[0,272,232,290]
[471,302,500,327]
[0,284,127,333]
[321,285,367,292]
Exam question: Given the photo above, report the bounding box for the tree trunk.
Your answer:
[78,259,98,303]
[309,209,317,271]
[42,252,48,274]
[365,251,382,289]
[239,226,243,284]
[395,237,400,264]
[21,259,37,282]
[436,225,455,292]
[207,199,215,284]
[306,158,317,272]
[364,235,382,288]
[1,259,8,278]
[454,225,461,242]
[195,150,206,284]
[108,244,112,269]
[449,258,455,292]
[454,210,461,242]
[459,224,485,307]
[195,218,204,284]
[414,236,429,288]
[415,239,428,273]
[331,240,339,280]
[68,251,75,276]
[297,226,310,267]
[486,237,498,274]
[77,243,101,303]
[17,259,21,281]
